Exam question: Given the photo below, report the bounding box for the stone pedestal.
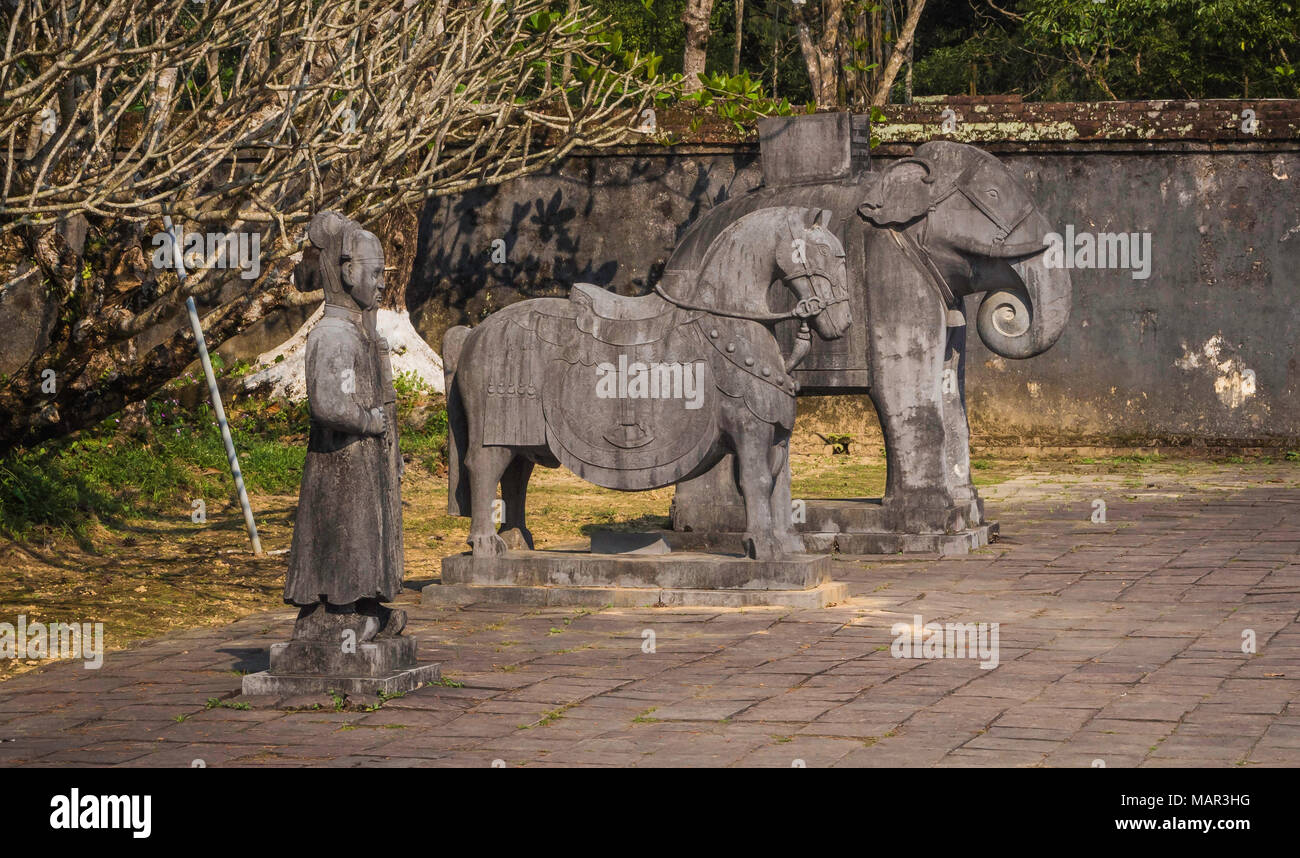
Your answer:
[242,635,440,697]
[424,550,846,608]
[671,455,996,556]
[659,518,998,555]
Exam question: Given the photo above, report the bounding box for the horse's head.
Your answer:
[775,209,851,341]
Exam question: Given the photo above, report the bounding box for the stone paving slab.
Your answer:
[1,467,1298,767]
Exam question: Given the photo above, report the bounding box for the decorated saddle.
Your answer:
[475,284,798,491]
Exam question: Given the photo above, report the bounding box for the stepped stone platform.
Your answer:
[654,523,997,556]
[424,549,846,608]
[671,496,996,556]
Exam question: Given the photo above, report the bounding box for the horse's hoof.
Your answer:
[470,533,509,556]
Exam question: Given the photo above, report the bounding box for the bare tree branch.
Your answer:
[0,0,664,449]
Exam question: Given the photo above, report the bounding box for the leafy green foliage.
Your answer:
[680,69,806,131]
[592,0,1300,103]
[913,0,1300,100]
[817,432,854,455]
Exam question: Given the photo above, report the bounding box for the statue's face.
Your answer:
[341,232,385,310]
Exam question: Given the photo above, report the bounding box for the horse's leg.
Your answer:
[499,456,535,550]
[466,444,513,556]
[770,434,804,554]
[730,414,783,561]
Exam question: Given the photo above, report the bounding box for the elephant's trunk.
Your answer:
[973,215,1072,359]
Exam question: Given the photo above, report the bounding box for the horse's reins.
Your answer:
[653,214,848,323]
[652,279,840,322]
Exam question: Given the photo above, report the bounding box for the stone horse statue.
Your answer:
[443,206,851,560]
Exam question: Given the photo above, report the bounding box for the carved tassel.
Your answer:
[784,321,812,372]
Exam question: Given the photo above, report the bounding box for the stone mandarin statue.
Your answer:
[284,210,406,642]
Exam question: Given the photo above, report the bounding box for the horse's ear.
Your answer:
[814,208,833,230]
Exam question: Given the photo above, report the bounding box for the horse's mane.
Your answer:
[660,205,812,319]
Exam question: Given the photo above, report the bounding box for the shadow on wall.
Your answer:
[404,154,761,350]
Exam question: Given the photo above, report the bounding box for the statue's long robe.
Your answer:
[284,306,403,606]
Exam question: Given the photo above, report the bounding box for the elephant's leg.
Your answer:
[499,456,536,549]
[769,435,804,554]
[729,418,783,561]
[941,318,982,527]
[466,444,513,556]
[867,273,958,532]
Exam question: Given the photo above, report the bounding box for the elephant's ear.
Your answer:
[857,158,935,227]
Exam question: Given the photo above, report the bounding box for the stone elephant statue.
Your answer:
[855,140,1071,531]
[671,138,1071,540]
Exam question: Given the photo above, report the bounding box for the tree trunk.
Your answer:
[870,0,927,107]
[682,0,716,92]
[562,0,578,82]
[732,0,744,77]
[792,0,845,108]
[770,1,780,98]
[905,39,914,103]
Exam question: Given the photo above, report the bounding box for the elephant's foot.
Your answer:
[498,526,534,551]
[882,488,966,533]
[469,531,509,556]
[948,484,984,526]
[743,532,788,561]
[776,530,806,555]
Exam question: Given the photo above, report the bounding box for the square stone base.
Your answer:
[669,496,996,557]
[426,550,846,608]
[241,663,441,697]
[804,523,998,555]
[241,635,440,697]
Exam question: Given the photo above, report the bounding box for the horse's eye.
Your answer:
[987,188,999,199]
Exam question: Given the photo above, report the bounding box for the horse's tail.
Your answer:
[443,325,472,516]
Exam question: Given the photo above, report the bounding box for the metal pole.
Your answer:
[165,216,263,555]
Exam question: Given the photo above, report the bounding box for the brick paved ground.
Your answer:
[2,466,1298,767]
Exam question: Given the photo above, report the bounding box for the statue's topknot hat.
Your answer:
[296,211,382,308]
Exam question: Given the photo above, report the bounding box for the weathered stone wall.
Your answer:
[408,100,1300,451]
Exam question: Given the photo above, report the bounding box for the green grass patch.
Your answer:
[0,380,448,544]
